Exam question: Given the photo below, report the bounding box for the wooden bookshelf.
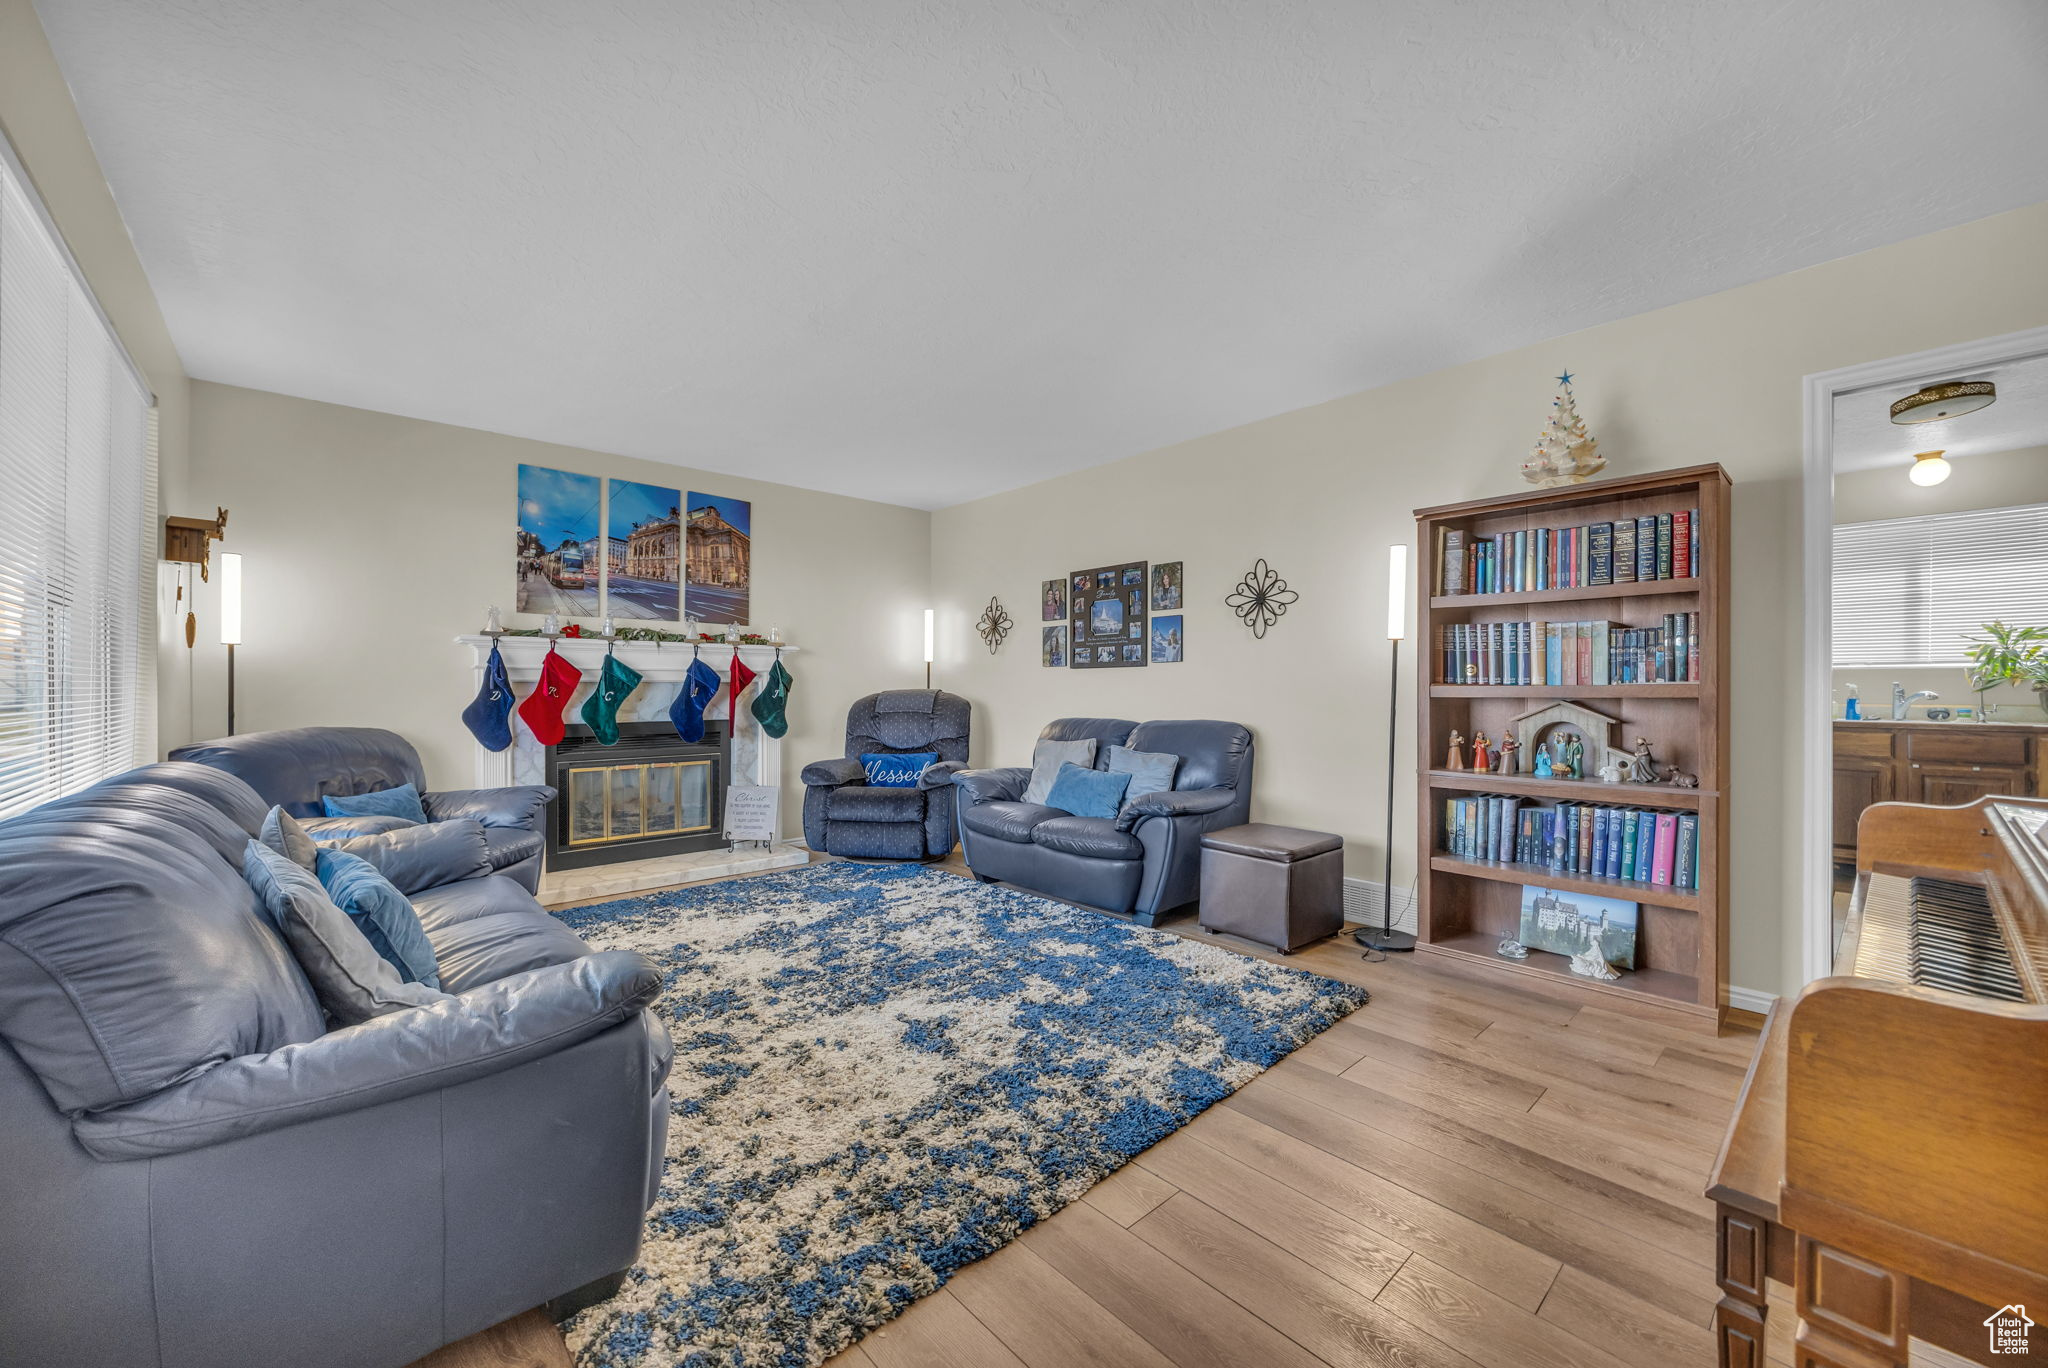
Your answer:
[1412,464,1732,1032]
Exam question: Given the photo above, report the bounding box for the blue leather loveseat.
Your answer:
[956,718,1254,925]
[0,761,671,1368]
[172,726,553,892]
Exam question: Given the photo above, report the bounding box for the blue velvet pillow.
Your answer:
[861,752,938,788]
[321,782,428,825]
[1044,762,1132,819]
[314,849,441,989]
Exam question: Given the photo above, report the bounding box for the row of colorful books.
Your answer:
[1436,614,1700,686]
[1439,509,1700,596]
[1442,795,1701,890]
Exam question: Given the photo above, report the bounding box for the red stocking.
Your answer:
[517,647,584,746]
[727,650,757,729]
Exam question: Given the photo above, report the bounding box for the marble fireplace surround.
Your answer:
[456,634,807,904]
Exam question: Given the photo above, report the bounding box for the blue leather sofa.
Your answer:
[957,718,1254,925]
[172,726,553,892]
[801,690,972,859]
[0,762,671,1368]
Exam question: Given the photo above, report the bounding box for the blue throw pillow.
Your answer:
[1107,746,1181,806]
[315,849,442,989]
[321,782,429,825]
[861,752,937,788]
[1044,762,1131,819]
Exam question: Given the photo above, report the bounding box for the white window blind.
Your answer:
[1833,501,2048,668]
[0,139,156,819]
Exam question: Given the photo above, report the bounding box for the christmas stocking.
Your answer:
[750,658,793,739]
[579,653,643,746]
[668,654,723,743]
[461,643,516,752]
[727,650,758,729]
[517,647,583,746]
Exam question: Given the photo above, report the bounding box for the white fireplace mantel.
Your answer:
[455,634,799,793]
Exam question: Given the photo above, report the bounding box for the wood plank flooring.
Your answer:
[412,856,1767,1368]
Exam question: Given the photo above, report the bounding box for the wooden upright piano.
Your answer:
[1708,795,2048,1366]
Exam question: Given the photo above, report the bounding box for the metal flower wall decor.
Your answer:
[1227,559,1298,639]
[976,596,1014,653]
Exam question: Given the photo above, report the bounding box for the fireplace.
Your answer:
[545,720,729,871]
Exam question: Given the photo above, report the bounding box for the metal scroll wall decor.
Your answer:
[1227,558,1298,638]
[976,597,1014,653]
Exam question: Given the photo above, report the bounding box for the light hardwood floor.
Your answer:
[413,856,1768,1368]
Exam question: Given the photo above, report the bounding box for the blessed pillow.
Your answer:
[1020,738,1097,805]
[1106,746,1181,805]
[320,782,429,826]
[258,805,319,871]
[1044,762,1132,820]
[241,841,447,1025]
[315,849,442,989]
[860,752,938,788]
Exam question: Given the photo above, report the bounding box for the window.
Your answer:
[0,136,156,819]
[1833,501,2048,668]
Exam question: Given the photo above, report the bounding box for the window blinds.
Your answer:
[0,140,156,819]
[1833,501,2048,668]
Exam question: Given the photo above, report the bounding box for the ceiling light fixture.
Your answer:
[1889,379,1996,425]
[1908,450,1951,487]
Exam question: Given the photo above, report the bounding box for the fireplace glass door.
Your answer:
[567,760,713,847]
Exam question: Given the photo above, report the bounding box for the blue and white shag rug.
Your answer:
[553,862,1367,1368]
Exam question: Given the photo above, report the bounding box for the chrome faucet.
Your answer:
[1891,682,1938,720]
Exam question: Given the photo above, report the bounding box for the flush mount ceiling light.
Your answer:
[1889,379,1996,424]
[1908,450,1952,486]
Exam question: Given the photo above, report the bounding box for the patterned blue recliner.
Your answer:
[801,690,972,860]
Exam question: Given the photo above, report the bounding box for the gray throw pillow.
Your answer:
[258,805,319,871]
[242,841,449,1026]
[1107,745,1181,804]
[1021,738,1097,805]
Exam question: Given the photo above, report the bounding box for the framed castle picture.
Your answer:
[1517,885,1638,969]
[1069,560,1146,668]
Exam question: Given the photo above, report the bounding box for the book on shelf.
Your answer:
[1436,507,1700,596]
[1445,795,1701,891]
[1436,614,1701,685]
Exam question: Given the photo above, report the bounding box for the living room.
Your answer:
[4,3,2046,1367]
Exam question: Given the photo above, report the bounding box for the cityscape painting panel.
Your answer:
[606,479,681,620]
[685,492,752,624]
[1517,885,1638,969]
[516,464,601,616]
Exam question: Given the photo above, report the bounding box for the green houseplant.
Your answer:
[1962,620,2048,717]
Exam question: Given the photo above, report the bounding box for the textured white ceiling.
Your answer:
[1834,353,2048,474]
[34,0,2048,510]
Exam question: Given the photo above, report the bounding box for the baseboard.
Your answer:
[1341,877,1417,935]
[1725,985,1778,1015]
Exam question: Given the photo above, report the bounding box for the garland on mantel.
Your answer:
[494,626,782,646]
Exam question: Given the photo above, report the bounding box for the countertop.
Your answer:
[1835,717,2048,732]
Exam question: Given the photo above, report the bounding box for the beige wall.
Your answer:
[931,202,2048,1000]
[183,382,932,833]
[1832,444,2048,721]
[0,0,194,753]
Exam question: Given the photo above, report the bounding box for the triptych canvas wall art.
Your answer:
[514,464,751,626]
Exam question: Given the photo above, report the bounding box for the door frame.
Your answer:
[1799,324,2048,987]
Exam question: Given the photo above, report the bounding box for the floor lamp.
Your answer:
[1358,544,1415,952]
[923,608,934,688]
[220,552,242,735]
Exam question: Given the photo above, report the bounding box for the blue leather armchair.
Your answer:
[801,690,971,860]
[172,726,554,892]
[0,762,670,1368]
[956,718,1254,925]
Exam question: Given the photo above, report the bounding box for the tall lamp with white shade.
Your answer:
[923,608,935,688]
[1357,544,1416,952]
[219,552,242,735]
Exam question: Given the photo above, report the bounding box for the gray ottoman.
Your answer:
[1198,823,1344,953]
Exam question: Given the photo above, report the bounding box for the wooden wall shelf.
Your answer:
[1412,464,1732,1031]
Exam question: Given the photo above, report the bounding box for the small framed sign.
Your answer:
[723,784,779,843]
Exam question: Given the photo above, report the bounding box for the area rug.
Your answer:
[554,861,1367,1368]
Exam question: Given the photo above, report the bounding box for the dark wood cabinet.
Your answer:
[1832,721,2045,864]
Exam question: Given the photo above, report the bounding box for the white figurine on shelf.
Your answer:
[1567,924,1621,981]
[483,605,503,634]
[541,612,561,637]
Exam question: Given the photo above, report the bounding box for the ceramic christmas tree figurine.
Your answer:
[1521,371,1604,487]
